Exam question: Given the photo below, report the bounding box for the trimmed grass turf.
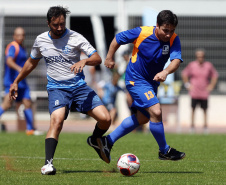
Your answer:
[0,132,226,184]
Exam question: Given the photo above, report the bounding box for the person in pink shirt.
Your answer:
[181,48,218,133]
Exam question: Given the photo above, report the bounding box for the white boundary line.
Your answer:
[1,156,226,163]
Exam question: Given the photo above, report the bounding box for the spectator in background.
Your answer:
[182,48,218,133]
[97,71,122,125]
[116,50,131,88]
[0,27,43,136]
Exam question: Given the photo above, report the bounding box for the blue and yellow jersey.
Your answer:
[4,41,28,88]
[116,26,183,85]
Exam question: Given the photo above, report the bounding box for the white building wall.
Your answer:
[178,95,226,127]
[0,0,226,16]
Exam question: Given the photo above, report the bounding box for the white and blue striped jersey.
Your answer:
[30,28,97,90]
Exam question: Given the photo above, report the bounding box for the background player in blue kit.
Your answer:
[104,10,186,160]
[0,27,42,136]
[9,6,112,175]
[97,71,122,125]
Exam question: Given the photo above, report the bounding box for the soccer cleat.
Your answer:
[41,159,56,175]
[33,130,44,136]
[159,147,186,161]
[26,129,44,136]
[87,136,112,163]
[26,130,34,135]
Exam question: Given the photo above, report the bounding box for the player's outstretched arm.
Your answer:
[105,37,120,69]
[9,57,40,100]
[153,59,181,82]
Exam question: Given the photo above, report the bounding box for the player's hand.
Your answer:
[153,70,168,82]
[70,59,86,74]
[104,58,115,69]
[9,83,18,100]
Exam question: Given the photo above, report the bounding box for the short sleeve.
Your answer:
[116,27,142,45]
[77,34,96,58]
[6,45,16,58]
[170,36,183,62]
[182,63,192,77]
[30,37,43,59]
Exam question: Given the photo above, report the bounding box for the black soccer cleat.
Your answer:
[87,136,112,163]
[159,147,186,161]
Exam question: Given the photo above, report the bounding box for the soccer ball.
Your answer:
[117,153,140,176]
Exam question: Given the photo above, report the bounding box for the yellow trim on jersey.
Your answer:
[5,41,20,60]
[131,26,155,63]
[170,33,177,47]
[129,81,135,86]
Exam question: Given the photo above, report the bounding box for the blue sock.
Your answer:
[107,114,140,146]
[24,108,34,130]
[0,107,5,117]
[149,121,169,154]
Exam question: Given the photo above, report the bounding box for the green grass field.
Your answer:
[0,132,226,185]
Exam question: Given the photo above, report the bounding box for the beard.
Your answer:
[51,29,65,37]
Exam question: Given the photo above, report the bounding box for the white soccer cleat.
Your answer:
[41,159,56,175]
[33,130,44,136]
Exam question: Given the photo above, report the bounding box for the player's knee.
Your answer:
[51,117,64,131]
[99,112,111,128]
[150,109,162,120]
[2,101,12,110]
[103,113,111,125]
[3,104,11,110]
[23,101,32,109]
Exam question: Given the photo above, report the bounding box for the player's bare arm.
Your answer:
[181,73,192,90]
[105,37,120,69]
[153,59,181,82]
[6,56,22,72]
[207,76,218,92]
[70,52,101,74]
[9,57,40,100]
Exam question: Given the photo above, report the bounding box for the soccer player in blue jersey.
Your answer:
[104,10,186,161]
[0,27,43,136]
[9,6,111,175]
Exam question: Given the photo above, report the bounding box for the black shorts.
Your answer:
[191,98,208,110]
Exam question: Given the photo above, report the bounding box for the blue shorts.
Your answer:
[5,86,31,102]
[125,80,159,118]
[48,85,103,120]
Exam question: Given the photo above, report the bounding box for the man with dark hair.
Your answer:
[46,6,71,23]
[9,6,112,175]
[157,10,178,27]
[104,10,186,161]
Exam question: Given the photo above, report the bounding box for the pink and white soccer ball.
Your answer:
[117,153,140,176]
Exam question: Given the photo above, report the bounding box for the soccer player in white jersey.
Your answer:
[9,6,112,175]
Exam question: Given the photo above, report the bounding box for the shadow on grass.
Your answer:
[141,171,203,174]
[61,168,118,174]
[60,169,202,174]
